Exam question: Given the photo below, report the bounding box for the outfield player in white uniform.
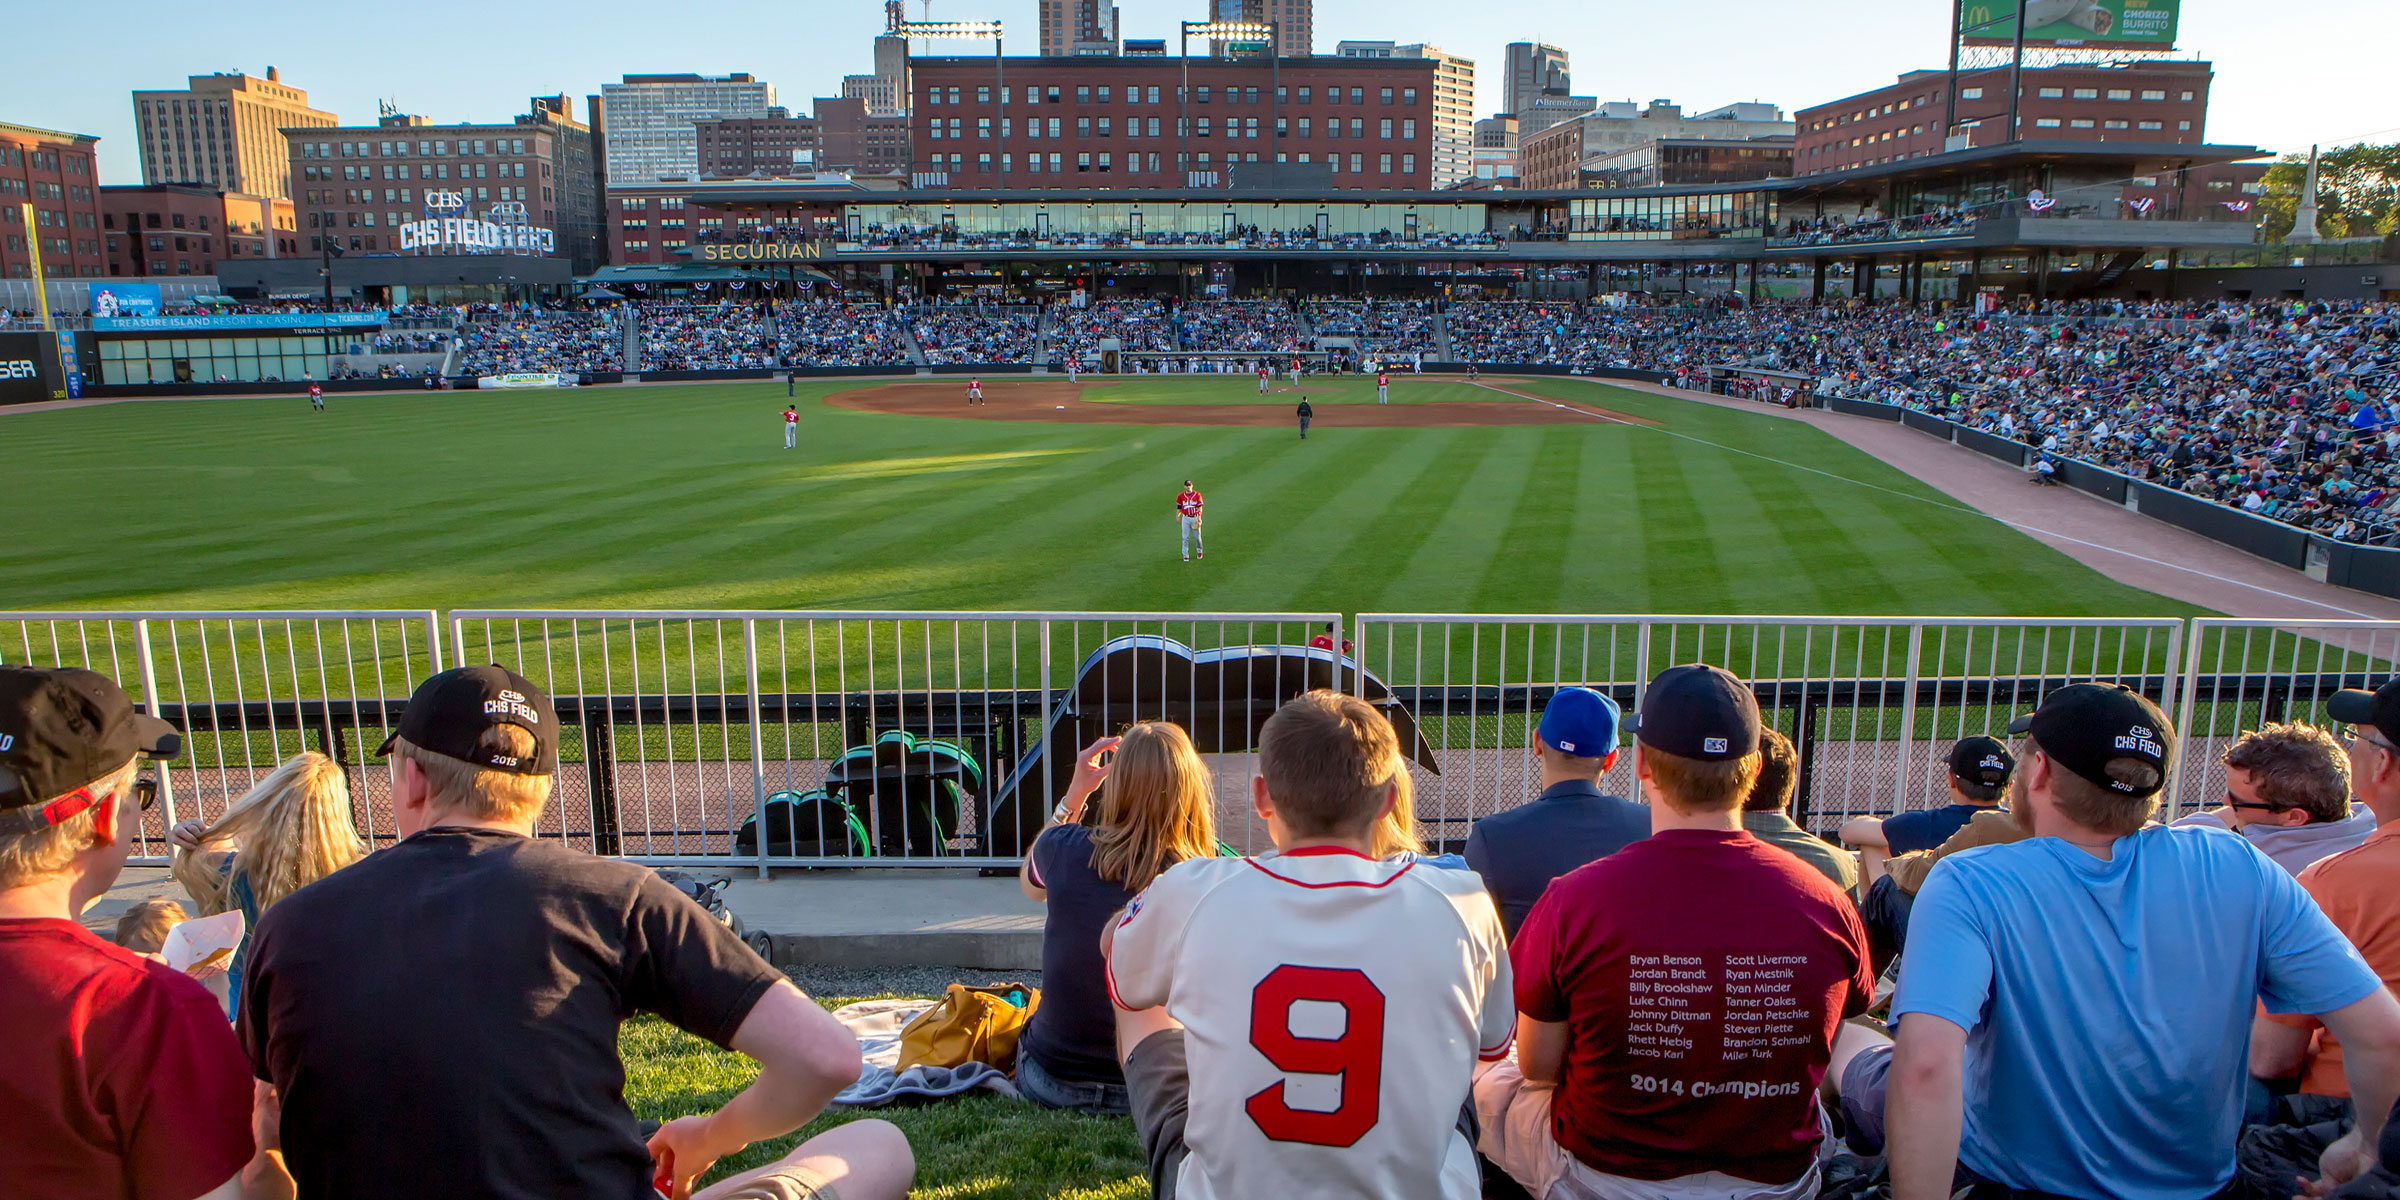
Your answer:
[1106,690,1513,1200]
[1377,371,1390,405]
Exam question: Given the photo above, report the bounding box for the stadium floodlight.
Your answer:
[897,18,1007,185]
[1178,20,1280,190]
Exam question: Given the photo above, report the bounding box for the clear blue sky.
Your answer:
[4,0,2392,185]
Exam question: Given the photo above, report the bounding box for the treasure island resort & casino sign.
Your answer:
[397,192,557,254]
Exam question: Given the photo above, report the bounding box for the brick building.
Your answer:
[99,184,297,277]
[1795,60,2214,175]
[285,109,603,271]
[1583,137,1793,188]
[0,122,107,280]
[696,99,911,178]
[907,55,1438,189]
[131,70,337,200]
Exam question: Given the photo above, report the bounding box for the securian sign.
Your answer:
[693,240,827,262]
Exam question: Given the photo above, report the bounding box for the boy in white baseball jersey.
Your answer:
[1104,690,1514,1200]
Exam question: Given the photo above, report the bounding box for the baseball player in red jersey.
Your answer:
[1377,371,1390,405]
[782,405,799,449]
[968,378,984,405]
[1257,365,1270,395]
[309,382,324,412]
[1175,480,1204,562]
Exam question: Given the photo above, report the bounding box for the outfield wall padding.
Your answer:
[2058,459,2130,504]
[1826,397,1905,421]
[1951,426,2029,467]
[1901,410,1954,439]
[2126,481,2314,569]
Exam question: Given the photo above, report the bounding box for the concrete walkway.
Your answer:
[89,864,1046,970]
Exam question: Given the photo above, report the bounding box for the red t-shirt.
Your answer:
[1378,373,1389,386]
[1176,490,1203,517]
[1513,829,1872,1184]
[783,409,797,424]
[0,918,256,1200]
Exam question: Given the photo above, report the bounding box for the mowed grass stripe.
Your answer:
[1380,428,1546,611]
[1470,429,1585,613]
[1293,429,1487,612]
[1183,426,1429,612]
[1624,430,1737,612]
[1549,421,1651,612]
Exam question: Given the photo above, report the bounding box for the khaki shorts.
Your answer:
[660,1162,843,1200]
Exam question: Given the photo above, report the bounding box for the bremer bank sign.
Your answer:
[398,193,557,254]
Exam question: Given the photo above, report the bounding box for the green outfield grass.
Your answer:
[2,375,2199,619]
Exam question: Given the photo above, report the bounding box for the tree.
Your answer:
[2256,143,2400,241]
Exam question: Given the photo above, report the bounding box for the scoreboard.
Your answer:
[0,331,73,406]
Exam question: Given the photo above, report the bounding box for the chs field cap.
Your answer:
[2327,679,2400,748]
[2007,683,2172,798]
[0,666,182,836]
[1630,664,1761,761]
[375,665,560,775]
[1538,687,1622,758]
[1947,735,2016,789]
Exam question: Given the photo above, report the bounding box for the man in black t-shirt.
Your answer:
[239,666,914,1200]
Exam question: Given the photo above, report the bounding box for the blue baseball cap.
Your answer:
[1538,687,1621,758]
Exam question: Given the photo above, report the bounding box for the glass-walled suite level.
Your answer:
[98,336,333,385]
[1562,191,1776,239]
[843,200,1486,240]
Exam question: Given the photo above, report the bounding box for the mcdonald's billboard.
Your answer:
[1961,0,2178,47]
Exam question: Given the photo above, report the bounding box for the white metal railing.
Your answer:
[2170,620,2400,820]
[0,612,444,862]
[13,610,2400,868]
[447,611,1342,872]
[1351,615,2187,840]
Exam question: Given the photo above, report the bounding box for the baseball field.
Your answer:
[4,374,2194,617]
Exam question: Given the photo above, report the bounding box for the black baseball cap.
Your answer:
[375,665,559,775]
[0,667,182,836]
[1947,735,2016,789]
[2327,679,2400,747]
[2006,683,2172,798]
[1630,664,1760,761]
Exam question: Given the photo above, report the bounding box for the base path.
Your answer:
[825,377,1655,427]
[1621,380,2400,622]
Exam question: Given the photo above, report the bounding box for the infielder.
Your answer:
[1175,479,1205,562]
[1289,358,1302,386]
[1257,364,1270,395]
[1067,358,1081,384]
[967,378,984,405]
[1296,397,1313,440]
[783,405,799,448]
[1377,371,1390,405]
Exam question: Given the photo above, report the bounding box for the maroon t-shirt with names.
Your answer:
[1513,828,1873,1184]
[0,918,256,1200]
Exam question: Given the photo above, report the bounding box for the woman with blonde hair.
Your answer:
[170,751,367,1010]
[1015,722,1218,1113]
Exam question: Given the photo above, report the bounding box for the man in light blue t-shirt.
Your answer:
[1828,683,2400,1200]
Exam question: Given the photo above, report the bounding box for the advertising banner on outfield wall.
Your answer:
[93,312,389,332]
[0,331,69,406]
[1961,0,2178,46]
[90,283,163,319]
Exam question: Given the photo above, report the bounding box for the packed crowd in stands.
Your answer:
[639,303,784,371]
[1168,300,1308,354]
[456,307,624,376]
[1051,299,1179,358]
[20,638,2400,1200]
[365,330,453,355]
[776,301,913,367]
[848,223,1504,251]
[912,306,1042,364]
[1777,207,1981,246]
[1308,299,1441,353]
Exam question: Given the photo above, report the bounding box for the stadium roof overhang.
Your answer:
[1775,139,2269,201]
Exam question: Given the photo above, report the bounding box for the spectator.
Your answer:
[114,897,189,958]
[1104,689,1513,1199]
[0,666,262,1200]
[2241,683,2400,1195]
[238,665,912,1200]
[168,752,365,1012]
[1742,727,1860,891]
[1016,726,1218,1115]
[1463,687,1648,938]
[2170,723,2372,874]
[1478,664,1873,1199]
[1829,683,2400,1200]
[1842,735,2014,885]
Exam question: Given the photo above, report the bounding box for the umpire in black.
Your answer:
[1296,396,1313,440]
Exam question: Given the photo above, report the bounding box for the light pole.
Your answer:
[1179,20,1274,188]
[897,19,1005,186]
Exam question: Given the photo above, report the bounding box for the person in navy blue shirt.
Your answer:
[1842,735,2012,887]
[1826,684,2400,1200]
[1463,687,1649,938]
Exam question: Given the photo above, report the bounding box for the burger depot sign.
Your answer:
[396,193,556,254]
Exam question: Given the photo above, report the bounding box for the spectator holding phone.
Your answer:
[1018,725,1219,1114]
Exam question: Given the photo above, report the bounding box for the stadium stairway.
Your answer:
[1432,310,1456,362]
[621,308,644,372]
[897,316,931,366]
